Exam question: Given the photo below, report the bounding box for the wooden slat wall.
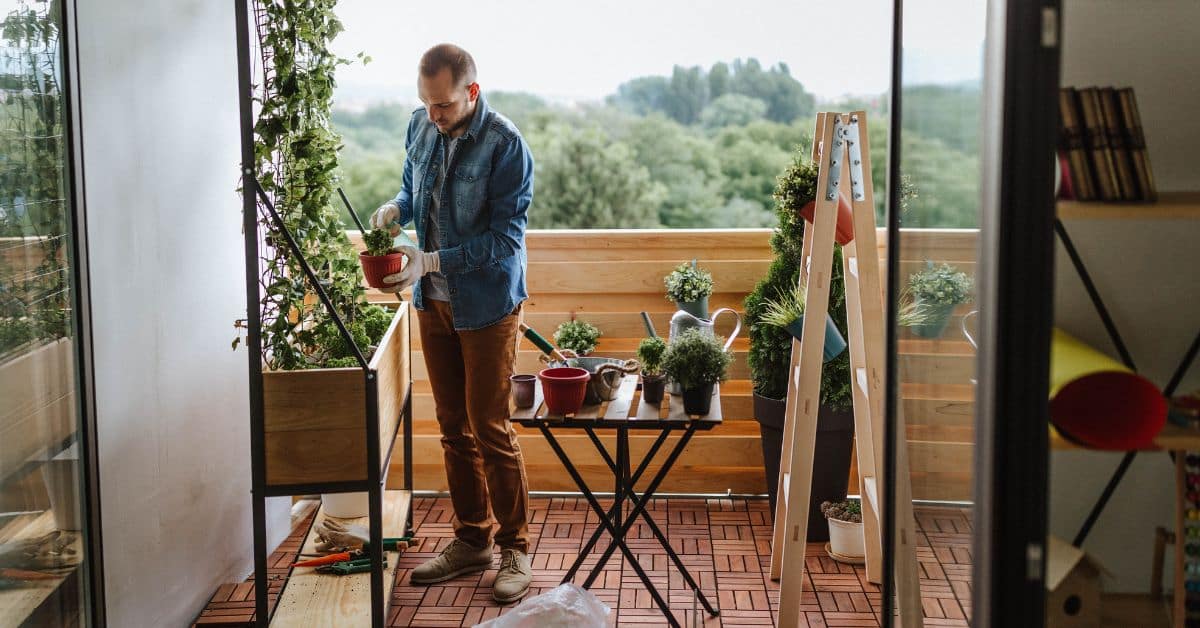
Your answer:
[356,228,977,501]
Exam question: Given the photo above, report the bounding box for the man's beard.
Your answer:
[442,106,473,136]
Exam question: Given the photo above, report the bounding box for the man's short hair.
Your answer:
[419,44,477,87]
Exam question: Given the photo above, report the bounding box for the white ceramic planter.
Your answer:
[321,492,369,518]
[827,517,865,558]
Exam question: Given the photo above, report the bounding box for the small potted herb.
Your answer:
[821,499,865,562]
[554,319,601,356]
[906,261,973,338]
[760,284,847,363]
[662,328,731,416]
[636,336,668,405]
[359,228,405,289]
[665,260,714,319]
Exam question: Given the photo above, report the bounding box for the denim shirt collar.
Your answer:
[451,93,490,143]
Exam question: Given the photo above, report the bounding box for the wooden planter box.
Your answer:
[0,338,76,484]
[263,306,410,488]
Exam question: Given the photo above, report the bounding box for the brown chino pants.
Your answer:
[418,299,531,553]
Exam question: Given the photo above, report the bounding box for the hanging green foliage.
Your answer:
[250,0,387,370]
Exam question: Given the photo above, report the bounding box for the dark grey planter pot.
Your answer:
[753,392,854,541]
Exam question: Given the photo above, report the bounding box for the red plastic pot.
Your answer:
[799,192,855,245]
[537,367,590,415]
[359,251,406,289]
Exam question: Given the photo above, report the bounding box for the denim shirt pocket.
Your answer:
[453,160,491,226]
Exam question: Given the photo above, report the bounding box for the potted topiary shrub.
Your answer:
[906,261,973,339]
[745,149,855,538]
[821,499,865,562]
[665,260,714,320]
[554,319,601,356]
[359,228,405,289]
[661,328,731,416]
[760,284,847,363]
[636,336,668,405]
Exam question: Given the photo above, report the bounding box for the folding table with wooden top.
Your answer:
[513,375,723,628]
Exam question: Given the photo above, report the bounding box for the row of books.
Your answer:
[1057,86,1157,202]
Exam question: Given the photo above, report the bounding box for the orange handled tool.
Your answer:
[294,551,356,567]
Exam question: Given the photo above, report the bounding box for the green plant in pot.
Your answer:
[662,328,731,416]
[359,228,405,289]
[637,336,668,405]
[665,260,713,319]
[760,284,847,363]
[554,319,601,356]
[745,149,855,531]
[905,261,973,338]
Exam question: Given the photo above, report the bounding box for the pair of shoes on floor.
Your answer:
[410,539,531,603]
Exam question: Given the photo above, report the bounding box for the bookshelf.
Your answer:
[1057,191,1200,220]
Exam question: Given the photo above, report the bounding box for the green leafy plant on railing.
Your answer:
[248,0,386,369]
[664,261,713,303]
[554,319,600,356]
[636,336,667,377]
[0,1,70,361]
[908,261,973,306]
[362,229,396,257]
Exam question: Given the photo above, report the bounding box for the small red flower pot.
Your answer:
[799,192,855,245]
[537,367,591,416]
[359,251,406,289]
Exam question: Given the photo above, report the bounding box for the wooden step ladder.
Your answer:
[768,111,923,627]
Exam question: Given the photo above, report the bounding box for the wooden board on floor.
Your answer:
[269,490,411,627]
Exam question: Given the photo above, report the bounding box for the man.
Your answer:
[369,43,534,603]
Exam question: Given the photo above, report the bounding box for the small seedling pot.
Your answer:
[510,374,536,409]
[359,250,406,289]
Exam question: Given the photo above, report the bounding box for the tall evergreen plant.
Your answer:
[744,150,852,409]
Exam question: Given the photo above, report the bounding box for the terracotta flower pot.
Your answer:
[359,250,406,289]
[537,367,590,415]
[799,192,855,245]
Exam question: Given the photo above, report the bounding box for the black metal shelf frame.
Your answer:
[234,2,413,627]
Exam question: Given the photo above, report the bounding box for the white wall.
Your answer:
[1050,0,1200,593]
[75,1,289,625]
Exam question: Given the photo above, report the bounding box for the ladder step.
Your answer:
[863,475,878,514]
[783,471,790,506]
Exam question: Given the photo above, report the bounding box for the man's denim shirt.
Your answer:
[392,95,534,330]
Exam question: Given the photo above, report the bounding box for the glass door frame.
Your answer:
[880,0,1061,626]
[61,0,106,623]
[971,0,1061,626]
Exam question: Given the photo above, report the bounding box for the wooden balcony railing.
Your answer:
[352,228,978,501]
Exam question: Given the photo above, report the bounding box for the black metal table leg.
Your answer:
[537,425,681,628]
[582,422,719,616]
[563,429,670,583]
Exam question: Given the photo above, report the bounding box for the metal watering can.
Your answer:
[667,308,742,395]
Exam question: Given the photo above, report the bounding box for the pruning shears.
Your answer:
[315,556,388,576]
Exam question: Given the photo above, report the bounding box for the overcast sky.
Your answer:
[330,0,986,107]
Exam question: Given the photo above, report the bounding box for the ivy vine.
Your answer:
[249,0,385,370]
[0,0,71,361]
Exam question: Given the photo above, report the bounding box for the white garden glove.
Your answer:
[381,245,440,293]
[314,519,370,552]
[369,201,401,236]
